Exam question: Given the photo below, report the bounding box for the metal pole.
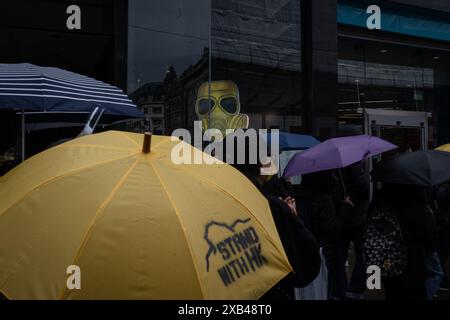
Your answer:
[414,79,419,111]
[355,79,361,109]
[337,168,347,198]
[21,110,25,162]
[208,0,212,130]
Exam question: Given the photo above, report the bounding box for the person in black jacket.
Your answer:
[262,192,322,299]
[222,131,321,299]
[233,161,321,299]
[296,170,355,299]
[378,184,438,300]
[335,162,370,299]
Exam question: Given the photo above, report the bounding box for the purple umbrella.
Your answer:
[284,135,397,178]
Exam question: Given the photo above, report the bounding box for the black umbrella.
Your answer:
[373,150,450,187]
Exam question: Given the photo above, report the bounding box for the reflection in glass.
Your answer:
[127,0,210,134]
[338,37,450,146]
[220,97,238,114]
[210,0,303,132]
[197,98,215,116]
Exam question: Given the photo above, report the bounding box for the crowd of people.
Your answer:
[229,142,450,300]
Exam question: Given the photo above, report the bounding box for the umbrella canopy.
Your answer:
[0,131,291,300]
[372,150,450,187]
[284,135,397,177]
[0,63,143,118]
[267,132,320,151]
[436,144,450,152]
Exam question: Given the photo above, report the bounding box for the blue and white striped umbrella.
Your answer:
[0,63,143,118]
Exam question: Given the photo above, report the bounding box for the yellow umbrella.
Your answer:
[0,131,291,300]
[436,144,450,152]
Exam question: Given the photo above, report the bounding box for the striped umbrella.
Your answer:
[0,63,143,161]
[0,63,142,118]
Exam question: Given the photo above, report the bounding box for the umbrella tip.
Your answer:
[142,132,152,154]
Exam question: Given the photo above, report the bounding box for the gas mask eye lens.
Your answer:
[220,97,238,114]
[198,99,214,116]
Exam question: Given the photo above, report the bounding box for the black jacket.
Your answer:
[394,203,437,289]
[261,193,321,299]
[296,187,354,247]
[340,162,370,230]
[374,186,438,290]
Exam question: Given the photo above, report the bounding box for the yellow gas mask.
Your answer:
[195,80,249,139]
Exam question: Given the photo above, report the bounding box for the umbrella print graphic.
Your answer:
[204,218,251,272]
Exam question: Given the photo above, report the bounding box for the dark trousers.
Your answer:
[335,227,367,297]
[384,276,427,300]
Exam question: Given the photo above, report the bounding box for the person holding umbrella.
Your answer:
[367,183,438,300]
[372,150,450,299]
[335,161,370,300]
[432,182,450,293]
[236,161,322,300]
[284,134,397,299]
[223,132,321,299]
[0,131,295,300]
[434,144,450,293]
[296,169,355,299]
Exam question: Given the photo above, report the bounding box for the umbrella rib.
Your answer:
[0,152,140,218]
[57,143,138,152]
[59,156,141,300]
[152,138,172,150]
[57,133,172,152]
[0,288,12,300]
[145,158,207,299]
[118,131,140,148]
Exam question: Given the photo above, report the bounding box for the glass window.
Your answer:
[210,0,303,133]
[128,0,302,176]
[128,0,210,93]
[128,0,210,134]
[207,0,302,177]
[338,36,450,147]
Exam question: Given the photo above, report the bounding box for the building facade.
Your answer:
[0,0,128,90]
[2,0,450,159]
[0,0,129,172]
[127,0,450,150]
[130,83,165,134]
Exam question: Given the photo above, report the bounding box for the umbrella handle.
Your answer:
[338,169,347,198]
[142,132,152,153]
